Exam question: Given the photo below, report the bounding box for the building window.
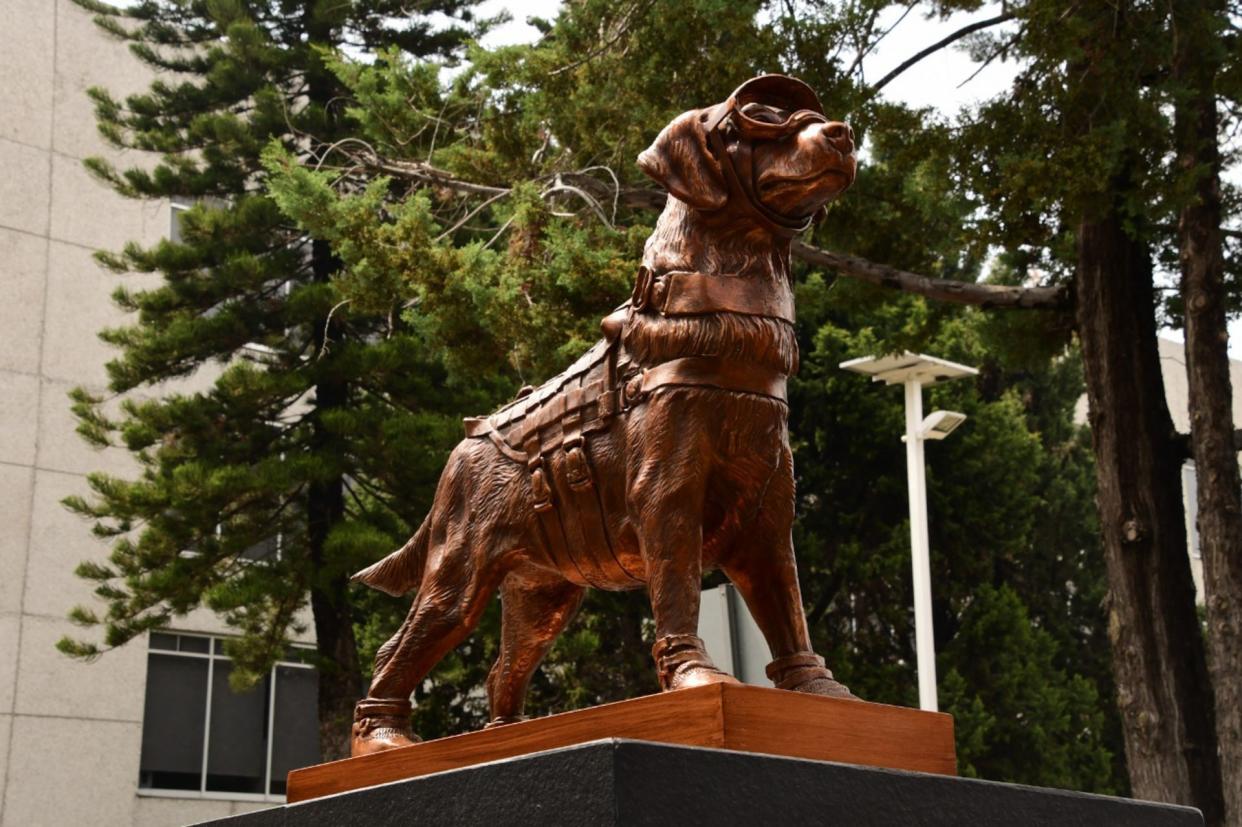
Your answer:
[138,632,320,800]
[180,527,283,564]
[241,533,282,562]
[170,201,190,244]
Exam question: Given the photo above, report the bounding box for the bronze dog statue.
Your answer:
[350,75,858,756]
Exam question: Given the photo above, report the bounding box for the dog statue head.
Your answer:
[637,74,856,237]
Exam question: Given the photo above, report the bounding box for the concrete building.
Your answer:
[0,3,314,825]
[1153,335,1242,600]
[1072,336,1242,600]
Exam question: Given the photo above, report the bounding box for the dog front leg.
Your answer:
[720,444,856,699]
[641,499,740,691]
[628,394,739,691]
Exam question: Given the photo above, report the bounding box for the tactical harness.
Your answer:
[462,267,795,588]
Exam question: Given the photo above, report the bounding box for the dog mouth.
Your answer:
[758,160,856,192]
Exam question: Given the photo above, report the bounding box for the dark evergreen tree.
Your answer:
[59,0,483,760]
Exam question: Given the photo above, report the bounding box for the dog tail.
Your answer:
[352,517,431,597]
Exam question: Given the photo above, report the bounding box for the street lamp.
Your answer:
[839,352,978,712]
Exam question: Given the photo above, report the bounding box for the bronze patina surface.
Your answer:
[350,74,858,757]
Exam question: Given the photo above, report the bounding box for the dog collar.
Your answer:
[631,267,795,325]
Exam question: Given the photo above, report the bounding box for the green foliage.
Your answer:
[941,585,1115,791]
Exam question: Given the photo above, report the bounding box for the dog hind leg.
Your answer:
[351,547,502,756]
[352,444,514,756]
[485,577,585,726]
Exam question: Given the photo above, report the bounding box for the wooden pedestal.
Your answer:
[286,683,956,803]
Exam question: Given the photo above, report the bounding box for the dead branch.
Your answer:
[868,12,1016,96]
[347,155,1069,311]
[790,241,1069,310]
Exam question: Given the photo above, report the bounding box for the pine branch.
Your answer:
[547,0,656,77]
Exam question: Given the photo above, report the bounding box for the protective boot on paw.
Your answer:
[351,698,420,756]
[766,652,856,699]
[652,633,741,690]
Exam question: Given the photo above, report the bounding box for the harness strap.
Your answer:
[636,269,795,325]
[463,417,527,463]
[525,434,599,588]
[635,355,788,404]
[554,426,644,586]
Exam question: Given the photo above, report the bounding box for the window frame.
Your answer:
[136,631,316,804]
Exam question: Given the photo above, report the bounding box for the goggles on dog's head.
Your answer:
[702,74,830,237]
[704,74,829,141]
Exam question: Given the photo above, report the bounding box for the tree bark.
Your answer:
[1173,3,1242,820]
[1076,210,1223,823]
[307,234,363,763]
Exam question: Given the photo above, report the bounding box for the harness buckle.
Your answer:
[564,445,592,491]
[527,455,553,513]
[631,265,653,311]
[621,373,645,411]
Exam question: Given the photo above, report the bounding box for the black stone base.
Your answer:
[203,739,1201,827]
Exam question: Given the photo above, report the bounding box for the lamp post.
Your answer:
[840,352,978,712]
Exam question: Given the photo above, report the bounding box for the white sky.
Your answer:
[479,1,1021,114]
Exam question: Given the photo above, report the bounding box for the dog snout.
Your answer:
[822,121,854,155]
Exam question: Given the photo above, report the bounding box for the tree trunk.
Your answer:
[1076,210,1224,823]
[1174,3,1242,820]
[306,390,360,765]
[307,234,362,762]
[308,533,362,759]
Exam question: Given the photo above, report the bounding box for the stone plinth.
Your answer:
[202,739,1200,827]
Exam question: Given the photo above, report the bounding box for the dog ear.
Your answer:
[637,109,727,211]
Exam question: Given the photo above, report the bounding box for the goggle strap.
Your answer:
[705,109,814,239]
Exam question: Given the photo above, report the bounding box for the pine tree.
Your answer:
[59,0,482,760]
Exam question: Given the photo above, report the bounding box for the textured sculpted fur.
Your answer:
[623,199,800,376]
[349,76,858,757]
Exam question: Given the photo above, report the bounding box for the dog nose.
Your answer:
[823,121,854,154]
[824,122,854,154]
